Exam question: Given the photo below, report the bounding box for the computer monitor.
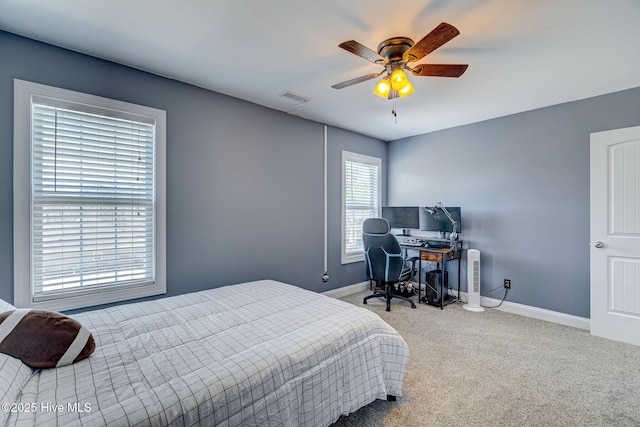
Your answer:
[381,206,420,232]
[419,206,462,234]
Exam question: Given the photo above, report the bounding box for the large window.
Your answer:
[14,80,166,311]
[342,151,381,264]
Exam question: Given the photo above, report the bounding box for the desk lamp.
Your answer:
[425,202,458,249]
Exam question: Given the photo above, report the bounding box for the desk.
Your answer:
[400,239,463,309]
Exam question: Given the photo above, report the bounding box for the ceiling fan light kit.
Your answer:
[332,22,468,101]
[397,79,414,97]
[390,68,409,91]
[373,76,392,98]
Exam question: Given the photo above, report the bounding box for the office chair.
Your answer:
[362,218,417,311]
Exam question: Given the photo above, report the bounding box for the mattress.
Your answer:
[4,280,409,426]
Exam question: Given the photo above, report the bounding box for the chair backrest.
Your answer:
[362,218,404,283]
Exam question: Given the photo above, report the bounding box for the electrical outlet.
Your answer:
[504,279,511,289]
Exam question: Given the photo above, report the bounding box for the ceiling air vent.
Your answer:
[280,90,312,104]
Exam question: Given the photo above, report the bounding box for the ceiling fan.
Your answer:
[332,22,468,99]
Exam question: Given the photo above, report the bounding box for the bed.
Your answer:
[0,280,409,426]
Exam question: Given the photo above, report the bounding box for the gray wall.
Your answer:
[0,31,385,308]
[388,86,640,318]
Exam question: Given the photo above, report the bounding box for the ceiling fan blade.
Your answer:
[332,71,384,89]
[403,22,460,63]
[339,40,385,64]
[412,64,468,78]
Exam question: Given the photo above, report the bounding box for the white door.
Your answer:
[590,126,640,346]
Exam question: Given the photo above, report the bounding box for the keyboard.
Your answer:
[401,240,423,247]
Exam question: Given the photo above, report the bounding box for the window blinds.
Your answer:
[31,103,156,299]
[344,159,380,255]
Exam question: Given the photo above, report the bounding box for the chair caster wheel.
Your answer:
[386,307,390,312]
[411,304,416,309]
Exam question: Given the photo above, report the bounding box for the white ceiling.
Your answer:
[1,0,640,141]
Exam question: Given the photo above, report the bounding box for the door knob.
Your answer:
[593,241,605,248]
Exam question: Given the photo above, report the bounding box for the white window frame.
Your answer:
[341,150,382,264]
[13,79,167,311]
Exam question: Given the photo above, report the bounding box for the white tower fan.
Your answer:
[463,249,484,312]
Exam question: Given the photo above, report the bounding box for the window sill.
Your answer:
[341,254,365,265]
[17,281,166,312]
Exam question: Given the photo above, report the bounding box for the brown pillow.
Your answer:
[0,309,95,369]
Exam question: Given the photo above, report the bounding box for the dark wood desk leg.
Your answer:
[439,256,444,310]
[457,250,461,302]
[418,257,423,304]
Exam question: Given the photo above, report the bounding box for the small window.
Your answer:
[13,80,166,311]
[341,151,382,264]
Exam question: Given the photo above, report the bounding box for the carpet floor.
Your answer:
[331,290,640,427]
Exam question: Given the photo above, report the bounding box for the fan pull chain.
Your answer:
[392,98,398,124]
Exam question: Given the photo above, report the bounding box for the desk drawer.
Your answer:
[420,251,459,262]
[420,252,442,262]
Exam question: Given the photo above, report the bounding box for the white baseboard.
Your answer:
[322,281,369,299]
[323,284,590,331]
[476,293,590,330]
